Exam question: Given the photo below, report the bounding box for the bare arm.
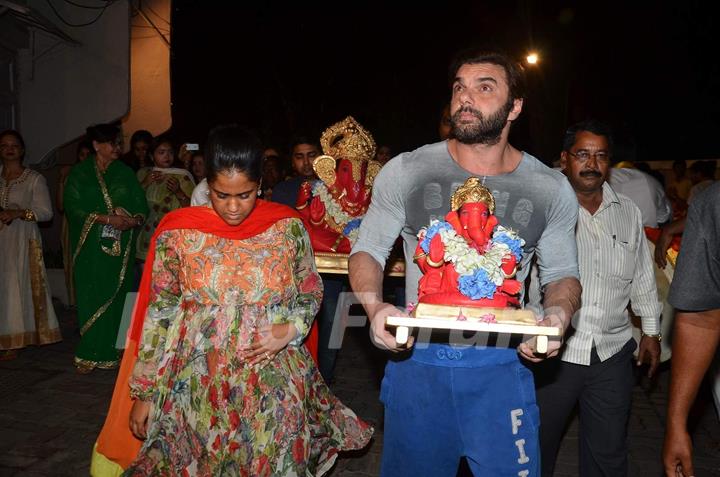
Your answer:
[543,276,582,331]
[663,309,720,477]
[655,217,686,268]
[518,276,582,362]
[348,251,411,351]
[348,252,384,317]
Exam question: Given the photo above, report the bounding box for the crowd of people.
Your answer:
[0,45,718,476]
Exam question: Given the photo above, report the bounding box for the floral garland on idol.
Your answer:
[312,181,362,245]
[418,220,525,300]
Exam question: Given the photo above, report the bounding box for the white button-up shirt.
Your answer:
[562,182,661,365]
[608,168,672,228]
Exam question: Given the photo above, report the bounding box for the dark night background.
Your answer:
[169,2,720,165]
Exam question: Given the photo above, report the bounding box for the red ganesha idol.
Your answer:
[413,177,526,313]
[389,178,559,349]
[296,116,381,254]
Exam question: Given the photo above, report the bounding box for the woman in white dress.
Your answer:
[0,129,61,359]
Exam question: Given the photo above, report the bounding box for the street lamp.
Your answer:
[526,52,539,65]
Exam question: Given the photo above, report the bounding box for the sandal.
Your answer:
[76,363,94,374]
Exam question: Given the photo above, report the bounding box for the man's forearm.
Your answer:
[348,251,386,320]
[667,311,720,429]
[542,277,582,331]
[662,217,686,237]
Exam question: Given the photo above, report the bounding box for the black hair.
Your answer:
[562,120,614,153]
[149,135,175,157]
[672,159,686,169]
[76,139,92,155]
[130,129,153,147]
[448,48,527,101]
[690,160,717,180]
[706,160,717,178]
[635,162,652,174]
[86,123,120,143]
[635,162,666,188]
[205,124,264,183]
[262,144,284,160]
[288,134,320,154]
[0,129,26,150]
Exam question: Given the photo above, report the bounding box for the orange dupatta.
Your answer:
[92,202,319,472]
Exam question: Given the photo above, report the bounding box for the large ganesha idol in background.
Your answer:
[414,177,526,310]
[296,116,381,254]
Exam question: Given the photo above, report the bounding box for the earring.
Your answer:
[257,189,262,197]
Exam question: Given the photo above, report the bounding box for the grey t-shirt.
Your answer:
[352,141,580,304]
[668,181,720,311]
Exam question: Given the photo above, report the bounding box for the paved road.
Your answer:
[1,302,719,476]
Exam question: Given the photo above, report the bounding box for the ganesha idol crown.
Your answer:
[451,177,495,213]
[313,116,381,188]
[297,116,382,254]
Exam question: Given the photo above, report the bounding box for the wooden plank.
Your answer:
[412,303,536,325]
[385,316,562,337]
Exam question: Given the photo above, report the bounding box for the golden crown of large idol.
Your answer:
[313,116,381,188]
[451,177,496,214]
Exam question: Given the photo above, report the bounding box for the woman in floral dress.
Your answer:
[92,125,372,477]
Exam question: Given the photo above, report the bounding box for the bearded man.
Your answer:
[348,48,582,477]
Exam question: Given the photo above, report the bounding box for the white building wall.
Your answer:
[17,0,131,166]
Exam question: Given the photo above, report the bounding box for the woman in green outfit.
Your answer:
[64,124,148,373]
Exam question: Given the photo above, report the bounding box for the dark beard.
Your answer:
[450,99,514,146]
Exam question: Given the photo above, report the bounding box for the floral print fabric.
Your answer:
[135,167,196,261]
[124,217,373,476]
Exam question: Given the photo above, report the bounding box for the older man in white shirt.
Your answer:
[535,120,662,477]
